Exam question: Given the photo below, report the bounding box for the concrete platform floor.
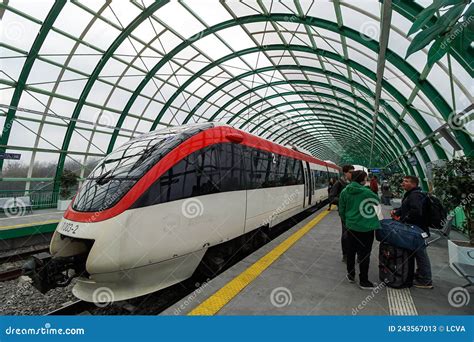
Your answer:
[0,208,64,230]
[162,205,473,316]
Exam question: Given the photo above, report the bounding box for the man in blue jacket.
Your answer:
[391,176,433,289]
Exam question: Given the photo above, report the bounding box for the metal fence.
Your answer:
[0,189,60,210]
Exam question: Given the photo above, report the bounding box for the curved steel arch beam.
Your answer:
[257,110,398,161]
[218,84,439,168]
[53,0,169,193]
[204,72,446,166]
[252,107,395,156]
[109,45,383,151]
[268,116,394,164]
[285,123,426,188]
[115,14,470,154]
[210,75,446,165]
[0,0,67,171]
[244,98,377,133]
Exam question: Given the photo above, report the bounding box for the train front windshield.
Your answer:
[72,124,213,212]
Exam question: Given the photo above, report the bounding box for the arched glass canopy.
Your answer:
[0,0,472,193]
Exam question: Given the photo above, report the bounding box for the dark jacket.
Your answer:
[329,177,349,205]
[394,187,428,232]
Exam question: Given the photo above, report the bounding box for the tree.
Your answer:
[432,156,474,244]
[406,0,473,67]
[59,170,79,200]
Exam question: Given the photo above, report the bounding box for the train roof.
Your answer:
[130,123,340,171]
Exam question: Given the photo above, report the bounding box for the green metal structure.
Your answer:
[0,0,472,197]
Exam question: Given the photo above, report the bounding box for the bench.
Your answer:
[452,262,474,288]
[0,196,33,215]
[427,215,453,245]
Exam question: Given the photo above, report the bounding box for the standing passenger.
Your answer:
[381,181,392,205]
[327,178,336,211]
[370,176,379,194]
[329,165,355,263]
[391,176,433,289]
[339,171,380,289]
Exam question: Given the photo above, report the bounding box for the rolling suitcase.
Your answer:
[379,242,414,288]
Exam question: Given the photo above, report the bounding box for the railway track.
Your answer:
[0,267,23,281]
[0,245,50,264]
[46,300,97,315]
[0,245,50,282]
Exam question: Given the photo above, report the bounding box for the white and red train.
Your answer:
[26,123,340,301]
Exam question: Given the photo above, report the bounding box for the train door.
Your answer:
[304,161,312,207]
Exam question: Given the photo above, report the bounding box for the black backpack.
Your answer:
[422,192,447,230]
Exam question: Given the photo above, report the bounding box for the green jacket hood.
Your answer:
[344,182,370,194]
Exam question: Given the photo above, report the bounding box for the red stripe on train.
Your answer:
[64,126,339,223]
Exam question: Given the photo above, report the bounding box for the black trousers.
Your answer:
[346,230,375,282]
[341,220,349,256]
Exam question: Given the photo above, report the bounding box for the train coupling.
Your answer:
[23,252,87,293]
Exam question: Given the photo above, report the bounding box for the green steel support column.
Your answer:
[53,0,169,194]
[0,0,67,171]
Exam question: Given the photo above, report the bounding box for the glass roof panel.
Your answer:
[0,0,471,186]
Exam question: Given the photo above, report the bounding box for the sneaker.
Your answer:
[346,274,355,283]
[359,280,375,290]
[341,255,347,263]
[413,279,433,289]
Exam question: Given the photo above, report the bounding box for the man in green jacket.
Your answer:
[339,170,381,289]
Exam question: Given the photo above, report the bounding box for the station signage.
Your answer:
[0,152,21,160]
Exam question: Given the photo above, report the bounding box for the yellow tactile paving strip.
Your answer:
[0,219,60,230]
[188,209,331,315]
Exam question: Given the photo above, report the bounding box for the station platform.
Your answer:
[0,208,63,250]
[162,206,472,316]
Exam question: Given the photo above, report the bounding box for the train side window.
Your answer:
[295,160,304,184]
[267,153,281,187]
[194,145,221,196]
[220,143,246,191]
[250,148,271,189]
